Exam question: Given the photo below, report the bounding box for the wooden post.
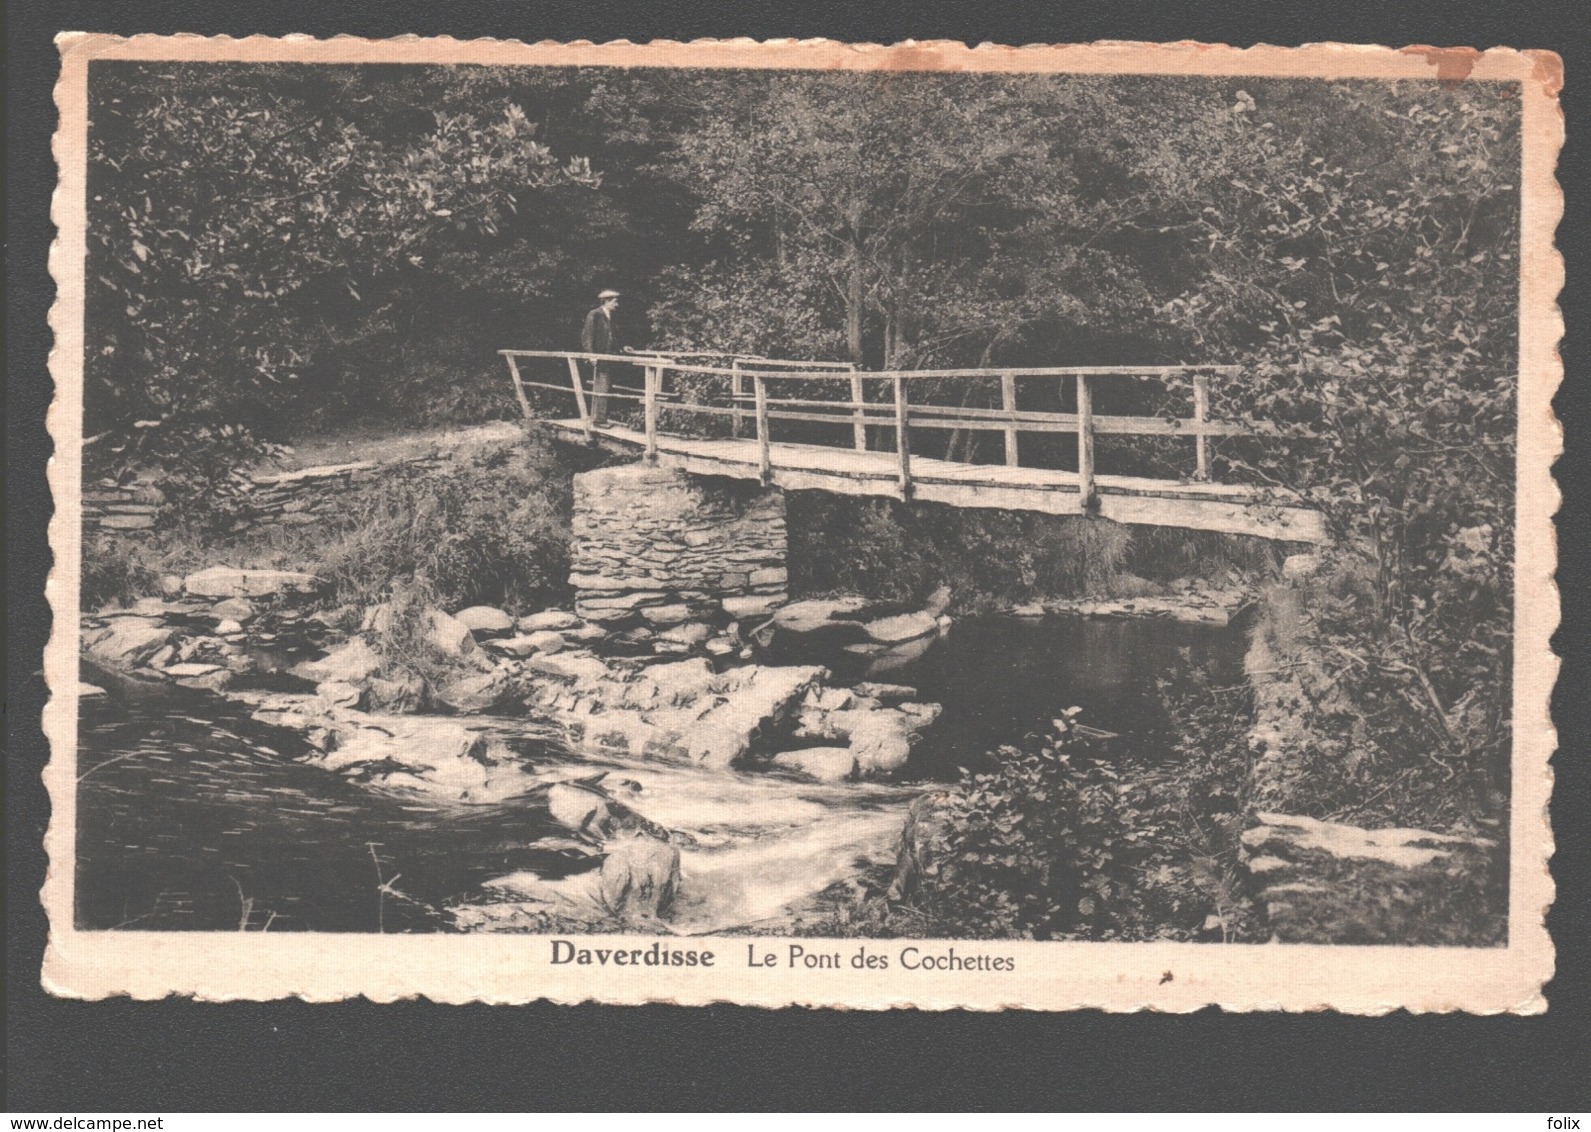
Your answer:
[893,373,913,498]
[644,365,660,462]
[566,356,593,442]
[850,371,868,452]
[504,353,533,420]
[731,360,745,440]
[1000,372,1019,467]
[754,372,772,486]
[1076,373,1095,511]
[1192,370,1211,482]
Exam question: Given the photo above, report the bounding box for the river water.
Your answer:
[76,613,1241,934]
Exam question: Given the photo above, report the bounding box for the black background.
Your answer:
[7,0,1589,1112]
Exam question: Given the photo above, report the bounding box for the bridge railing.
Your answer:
[499,349,1245,505]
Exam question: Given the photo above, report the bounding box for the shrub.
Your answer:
[900,717,1146,940]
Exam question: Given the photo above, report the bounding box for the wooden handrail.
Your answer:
[499,349,1238,381]
[506,348,1251,493]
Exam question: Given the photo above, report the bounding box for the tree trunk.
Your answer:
[846,242,865,367]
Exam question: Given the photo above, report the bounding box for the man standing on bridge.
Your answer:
[581,288,622,427]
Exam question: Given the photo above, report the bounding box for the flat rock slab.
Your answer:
[863,610,939,644]
[454,605,514,634]
[1241,812,1503,945]
[184,566,323,598]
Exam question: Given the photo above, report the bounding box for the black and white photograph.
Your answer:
[42,36,1559,1010]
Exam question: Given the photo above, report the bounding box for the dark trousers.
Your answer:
[590,364,612,425]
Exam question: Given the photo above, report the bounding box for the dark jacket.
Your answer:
[581,307,619,355]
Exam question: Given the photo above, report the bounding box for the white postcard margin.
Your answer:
[41,35,1563,1012]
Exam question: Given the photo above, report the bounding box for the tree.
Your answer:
[85,63,600,478]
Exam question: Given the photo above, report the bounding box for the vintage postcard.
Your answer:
[43,35,1561,1010]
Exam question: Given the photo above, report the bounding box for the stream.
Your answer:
[76,612,1243,934]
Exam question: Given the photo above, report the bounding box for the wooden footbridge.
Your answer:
[500,350,1326,544]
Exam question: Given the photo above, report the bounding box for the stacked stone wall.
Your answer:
[570,464,788,626]
[83,423,523,534]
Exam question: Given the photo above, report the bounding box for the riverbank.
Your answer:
[76,426,1506,943]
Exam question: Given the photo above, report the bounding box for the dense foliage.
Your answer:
[85,64,1522,846]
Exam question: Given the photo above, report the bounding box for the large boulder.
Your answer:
[686,665,826,769]
[85,618,175,668]
[290,637,383,686]
[425,609,477,657]
[773,746,857,783]
[863,610,939,644]
[454,605,514,635]
[888,791,958,901]
[183,566,322,599]
[367,670,427,713]
[597,832,682,920]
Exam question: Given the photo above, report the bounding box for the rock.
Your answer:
[147,644,178,670]
[526,630,567,654]
[773,597,872,625]
[565,623,610,644]
[132,596,178,615]
[1011,601,1046,618]
[888,791,957,901]
[687,665,827,769]
[639,603,693,627]
[806,686,855,712]
[528,652,612,685]
[454,605,514,635]
[85,618,175,667]
[158,574,185,598]
[175,669,234,692]
[425,609,477,657]
[1282,553,1323,581]
[78,682,108,700]
[644,658,716,703]
[1240,812,1503,945]
[434,671,511,713]
[320,716,490,783]
[658,622,713,647]
[773,747,857,783]
[721,595,783,620]
[922,585,954,616]
[367,671,427,713]
[863,610,939,644]
[290,637,383,685]
[493,631,566,657]
[183,566,322,599]
[215,619,246,636]
[704,637,738,658]
[517,610,582,632]
[852,681,918,704]
[847,716,914,775]
[597,833,682,919]
[864,634,937,676]
[162,662,225,678]
[211,597,257,622]
[315,681,366,709]
[547,781,612,834]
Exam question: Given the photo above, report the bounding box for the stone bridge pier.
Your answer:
[569,463,789,627]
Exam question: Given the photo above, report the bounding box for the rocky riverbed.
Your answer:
[80,565,963,930]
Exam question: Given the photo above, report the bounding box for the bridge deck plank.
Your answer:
[539,419,1326,543]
